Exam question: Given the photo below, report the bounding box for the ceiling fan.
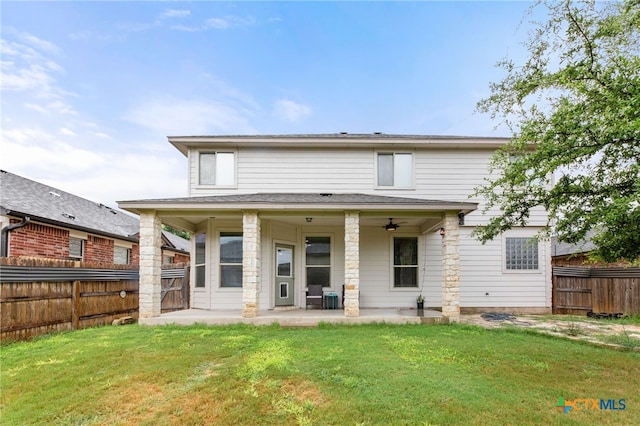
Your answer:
[383,218,401,231]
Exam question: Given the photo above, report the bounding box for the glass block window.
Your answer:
[393,237,418,287]
[220,232,243,287]
[505,237,539,270]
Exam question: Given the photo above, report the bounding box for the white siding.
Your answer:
[188,146,548,226]
[183,140,552,311]
[459,227,551,307]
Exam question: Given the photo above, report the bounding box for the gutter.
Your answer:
[1,216,30,257]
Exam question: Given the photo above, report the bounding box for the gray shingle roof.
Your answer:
[121,192,475,207]
[1,170,139,239]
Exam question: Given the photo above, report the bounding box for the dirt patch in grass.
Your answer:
[462,313,640,349]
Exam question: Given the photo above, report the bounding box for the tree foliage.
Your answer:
[163,224,191,241]
[474,0,640,262]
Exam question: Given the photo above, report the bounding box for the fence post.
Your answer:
[182,266,190,309]
[72,280,81,330]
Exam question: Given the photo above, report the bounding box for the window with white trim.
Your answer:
[194,233,206,288]
[377,153,413,187]
[305,236,331,288]
[505,237,539,270]
[220,232,242,288]
[114,246,130,265]
[69,238,84,260]
[199,152,235,186]
[393,237,418,287]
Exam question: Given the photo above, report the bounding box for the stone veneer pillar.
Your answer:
[344,211,360,317]
[242,210,261,318]
[139,211,162,318]
[441,211,461,322]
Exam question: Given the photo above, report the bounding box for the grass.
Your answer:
[1,323,639,425]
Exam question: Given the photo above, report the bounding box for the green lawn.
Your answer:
[1,323,638,425]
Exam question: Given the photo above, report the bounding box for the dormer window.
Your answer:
[199,152,235,186]
[377,152,413,187]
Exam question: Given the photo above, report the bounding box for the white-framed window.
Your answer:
[114,246,130,265]
[305,236,331,288]
[199,152,235,186]
[377,152,413,187]
[504,236,539,271]
[393,236,418,287]
[194,233,206,288]
[69,237,84,260]
[220,232,243,288]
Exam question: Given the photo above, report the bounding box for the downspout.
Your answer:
[1,216,30,257]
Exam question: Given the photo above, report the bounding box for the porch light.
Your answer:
[458,212,465,225]
[439,228,445,236]
[306,217,313,223]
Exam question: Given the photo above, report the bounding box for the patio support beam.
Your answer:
[441,211,461,322]
[242,210,261,318]
[344,211,360,317]
[139,211,162,318]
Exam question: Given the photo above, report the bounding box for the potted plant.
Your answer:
[416,294,425,310]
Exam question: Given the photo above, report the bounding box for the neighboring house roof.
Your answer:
[168,133,511,156]
[552,234,597,257]
[1,170,139,241]
[162,230,190,254]
[119,192,478,213]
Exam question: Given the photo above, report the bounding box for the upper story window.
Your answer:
[199,152,235,186]
[377,153,413,187]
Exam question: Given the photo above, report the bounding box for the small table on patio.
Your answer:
[324,292,338,310]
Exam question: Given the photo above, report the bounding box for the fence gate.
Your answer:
[161,266,190,313]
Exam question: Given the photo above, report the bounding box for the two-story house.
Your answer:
[118,134,552,321]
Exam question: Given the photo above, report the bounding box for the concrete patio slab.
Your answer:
[139,308,446,327]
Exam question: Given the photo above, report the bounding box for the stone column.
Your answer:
[139,211,162,318]
[242,210,261,318]
[441,211,461,322]
[344,211,360,317]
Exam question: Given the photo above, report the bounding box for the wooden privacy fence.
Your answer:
[553,266,640,316]
[0,257,189,341]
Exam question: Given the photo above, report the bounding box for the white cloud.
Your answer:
[171,15,256,32]
[59,127,76,136]
[0,126,186,206]
[158,9,191,20]
[273,99,312,123]
[125,98,256,136]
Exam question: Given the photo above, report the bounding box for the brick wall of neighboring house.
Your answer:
[85,235,113,263]
[8,222,68,258]
[7,219,140,265]
[131,244,140,265]
[173,253,190,263]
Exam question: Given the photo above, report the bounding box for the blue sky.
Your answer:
[1,1,537,207]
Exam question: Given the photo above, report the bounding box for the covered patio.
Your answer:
[139,307,447,327]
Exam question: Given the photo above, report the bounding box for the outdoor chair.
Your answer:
[306,284,324,310]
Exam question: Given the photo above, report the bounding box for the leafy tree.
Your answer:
[163,224,191,241]
[474,0,640,262]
